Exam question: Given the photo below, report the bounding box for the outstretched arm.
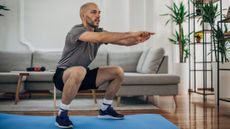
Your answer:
[115,32,155,46]
[79,31,154,46]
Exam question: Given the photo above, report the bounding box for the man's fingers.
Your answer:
[140,32,155,37]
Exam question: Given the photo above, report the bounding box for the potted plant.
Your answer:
[0,4,9,16]
[200,2,229,63]
[162,1,190,94]
[162,1,189,63]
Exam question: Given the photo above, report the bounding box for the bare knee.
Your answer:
[113,66,124,81]
[64,66,87,84]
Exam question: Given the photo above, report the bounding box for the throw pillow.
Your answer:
[136,48,149,72]
[137,47,165,73]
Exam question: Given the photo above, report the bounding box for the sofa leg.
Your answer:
[173,95,177,108]
[116,96,121,107]
[91,89,97,104]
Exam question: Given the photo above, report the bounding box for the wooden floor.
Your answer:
[1,93,230,129]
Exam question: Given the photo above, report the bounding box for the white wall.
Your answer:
[0,0,174,72]
[0,0,173,50]
[0,0,22,51]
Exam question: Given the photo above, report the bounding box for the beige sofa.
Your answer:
[0,48,180,106]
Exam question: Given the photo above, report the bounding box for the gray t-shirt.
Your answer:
[57,24,103,68]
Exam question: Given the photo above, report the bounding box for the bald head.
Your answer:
[79,2,101,29]
[80,2,98,20]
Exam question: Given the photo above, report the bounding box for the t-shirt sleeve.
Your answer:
[67,27,87,44]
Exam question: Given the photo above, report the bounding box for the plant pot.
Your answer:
[174,63,189,95]
[212,62,230,104]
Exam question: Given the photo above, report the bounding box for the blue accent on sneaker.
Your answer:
[55,110,73,128]
[98,105,124,119]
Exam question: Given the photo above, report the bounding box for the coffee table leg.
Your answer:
[15,75,23,104]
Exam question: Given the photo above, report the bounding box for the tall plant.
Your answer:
[162,1,189,63]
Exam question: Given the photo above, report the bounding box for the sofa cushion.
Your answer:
[0,73,25,93]
[116,85,178,96]
[88,50,108,69]
[123,73,180,85]
[137,47,165,73]
[0,51,32,72]
[32,50,62,71]
[0,73,19,83]
[108,51,142,72]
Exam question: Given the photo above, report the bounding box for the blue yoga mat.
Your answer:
[0,113,179,129]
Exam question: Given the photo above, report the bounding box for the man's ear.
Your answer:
[80,14,84,20]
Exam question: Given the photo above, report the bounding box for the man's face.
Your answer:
[83,4,101,28]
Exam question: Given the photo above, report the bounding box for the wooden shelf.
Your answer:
[194,0,219,4]
[195,90,214,95]
[189,42,212,45]
[219,98,230,102]
[219,68,230,71]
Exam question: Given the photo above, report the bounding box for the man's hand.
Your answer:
[136,31,155,43]
[121,31,155,46]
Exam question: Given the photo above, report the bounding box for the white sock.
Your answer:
[100,98,113,111]
[58,102,70,116]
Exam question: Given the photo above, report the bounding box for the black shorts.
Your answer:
[53,67,99,91]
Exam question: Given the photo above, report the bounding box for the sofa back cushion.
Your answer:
[108,51,142,72]
[0,51,32,72]
[32,50,62,71]
[136,47,165,73]
[88,50,108,69]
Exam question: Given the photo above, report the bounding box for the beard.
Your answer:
[86,16,99,28]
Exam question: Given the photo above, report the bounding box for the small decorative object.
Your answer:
[195,32,203,43]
